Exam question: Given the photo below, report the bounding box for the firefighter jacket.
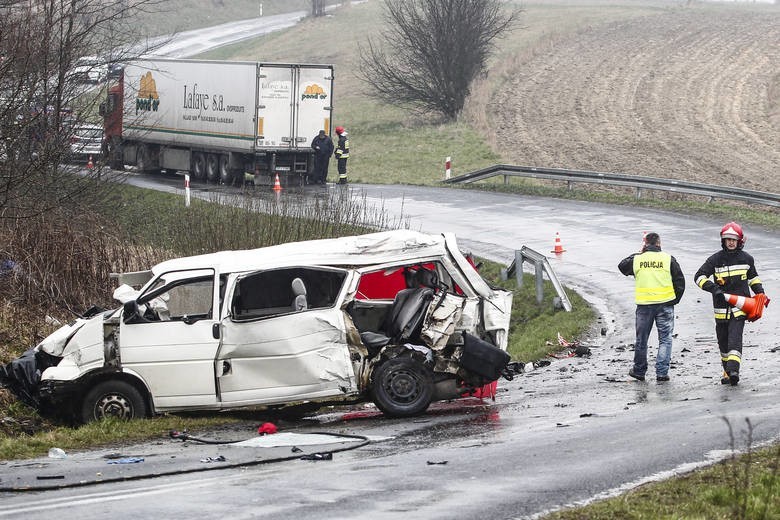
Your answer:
[618,245,685,305]
[335,134,350,159]
[694,248,763,321]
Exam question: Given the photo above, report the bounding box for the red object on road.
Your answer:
[257,422,278,435]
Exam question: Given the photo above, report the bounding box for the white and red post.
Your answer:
[445,156,451,180]
[184,174,191,207]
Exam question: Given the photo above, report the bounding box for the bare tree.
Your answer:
[312,0,325,17]
[0,0,162,220]
[358,0,518,121]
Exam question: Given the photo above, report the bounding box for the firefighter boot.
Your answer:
[721,371,731,385]
[728,371,739,386]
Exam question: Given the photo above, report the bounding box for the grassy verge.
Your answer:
[544,432,780,519]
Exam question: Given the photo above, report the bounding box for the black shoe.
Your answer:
[729,372,739,386]
[656,375,670,382]
[628,369,645,381]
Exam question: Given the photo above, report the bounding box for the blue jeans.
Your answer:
[634,304,675,377]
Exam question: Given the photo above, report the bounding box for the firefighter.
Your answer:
[619,232,685,382]
[334,126,349,184]
[694,222,766,386]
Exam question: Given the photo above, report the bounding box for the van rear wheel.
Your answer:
[81,380,148,423]
[371,356,433,417]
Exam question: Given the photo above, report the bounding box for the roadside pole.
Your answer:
[185,174,191,207]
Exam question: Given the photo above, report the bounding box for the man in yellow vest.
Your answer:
[618,232,685,382]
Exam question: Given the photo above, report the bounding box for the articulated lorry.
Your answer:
[100,58,334,185]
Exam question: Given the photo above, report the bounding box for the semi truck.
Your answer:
[100,58,334,186]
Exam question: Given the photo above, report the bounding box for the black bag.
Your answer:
[459,332,510,383]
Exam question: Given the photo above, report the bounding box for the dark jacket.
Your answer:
[311,134,334,157]
[694,248,763,320]
[618,244,685,305]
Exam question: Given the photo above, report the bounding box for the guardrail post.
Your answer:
[504,174,509,186]
[503,246,572,311]
[636,187,642,199]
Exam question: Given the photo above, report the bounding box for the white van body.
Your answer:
[7,231,512,422]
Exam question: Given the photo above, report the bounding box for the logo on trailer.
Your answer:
[302,84,327,101]
[136,72,160,114]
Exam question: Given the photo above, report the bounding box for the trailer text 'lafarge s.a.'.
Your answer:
[100,58,334,186]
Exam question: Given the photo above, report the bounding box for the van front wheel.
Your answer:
[81,380,148,423]
[371,356,433,417]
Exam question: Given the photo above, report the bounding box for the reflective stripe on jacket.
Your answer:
[335,136,350,159]
[633,251,675,304]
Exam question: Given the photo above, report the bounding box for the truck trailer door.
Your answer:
[295,65,334,144]
[256,65,295,149]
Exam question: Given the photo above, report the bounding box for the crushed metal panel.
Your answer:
[217,308,356,405]
[421,292,466,350]
[442,233,493,298]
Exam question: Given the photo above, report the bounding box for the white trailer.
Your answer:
[101,58,334,185]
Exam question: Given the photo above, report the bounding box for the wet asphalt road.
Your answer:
[2,176,777,519]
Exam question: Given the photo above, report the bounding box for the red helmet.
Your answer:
[720,221,745,249]
[335,126,345,135]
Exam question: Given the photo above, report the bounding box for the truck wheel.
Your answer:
[371,356,433,417]
[192,152,206,180]
[206,154,219,183]
[136,145,150,173]
[81,380,148,423]
[219,155,233,184]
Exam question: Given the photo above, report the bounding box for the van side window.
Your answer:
[231,267,346,321]
[138,269,215,322]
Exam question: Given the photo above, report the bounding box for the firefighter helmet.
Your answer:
[720,221,745,250]
[335,126,345,135]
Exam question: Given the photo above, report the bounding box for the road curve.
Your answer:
[3,179,776,519]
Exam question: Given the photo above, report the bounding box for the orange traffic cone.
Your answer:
[723,292,770,322]
[272,173,282,192]
[551,232,566,254]
[87,155,94,170]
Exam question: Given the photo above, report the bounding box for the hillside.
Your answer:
[197,1,779,195]
[485,5,780,192]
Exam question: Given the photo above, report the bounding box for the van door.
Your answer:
[217,267,356,406]
[119,268,221,410]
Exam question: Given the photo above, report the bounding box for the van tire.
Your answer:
[81,380,148,423]
[371,356,433,417]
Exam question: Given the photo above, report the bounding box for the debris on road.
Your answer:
[200,456,227,463]
[300,452,332,461]
[107,457,144,464]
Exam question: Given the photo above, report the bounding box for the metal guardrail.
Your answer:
[501,246,572,312]
[443,164,780,208]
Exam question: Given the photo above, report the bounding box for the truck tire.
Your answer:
[136,144,151,173]
[81,380,148,423]
[371,356,434,417]
[192,152,206,180]
[219,155,233,184]
[206,153,219,183]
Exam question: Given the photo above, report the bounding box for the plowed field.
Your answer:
[489,8,780,193]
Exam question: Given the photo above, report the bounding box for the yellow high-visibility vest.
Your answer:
[633,251,675,304]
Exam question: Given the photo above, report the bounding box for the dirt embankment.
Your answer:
[488,8,780,193]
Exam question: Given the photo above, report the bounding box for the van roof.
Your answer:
[153,230,448,275]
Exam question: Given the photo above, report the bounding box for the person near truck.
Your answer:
[694,222,766,386]
[334,126,349,184]
[310,129,334,184]
[618,232,685,382]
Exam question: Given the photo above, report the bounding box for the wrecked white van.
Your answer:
[1,231,513,423]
